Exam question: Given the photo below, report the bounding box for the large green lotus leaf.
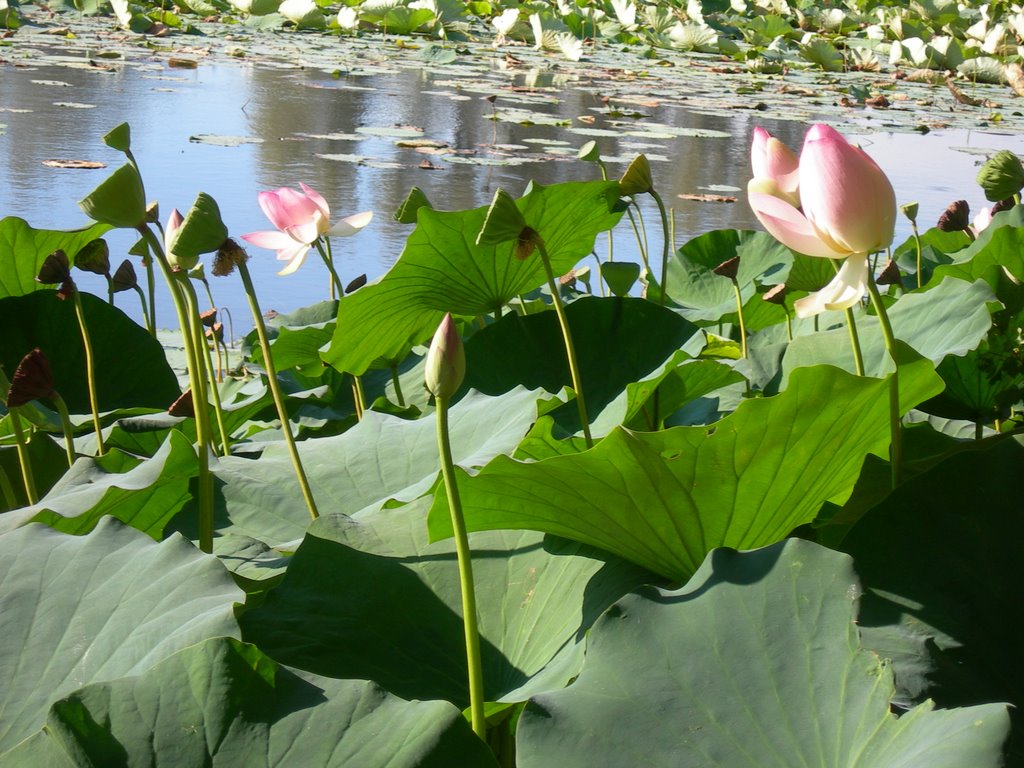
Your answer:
[429,358,944,582]
[516,539,1010,768]
[781,278,996,380]
[241,498,654,707]
[179,388,543,548]
[0,291,180,413]
[8,637,496,768]
[663,229,792,323]
[322,180,622,376]
[463,297,698,431]
[0,217,111,299]
[0,518,242,756]
[0,431,197,538]
[842,436,1024,763]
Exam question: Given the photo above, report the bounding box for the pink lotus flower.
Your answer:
[241,183,372,275]
[748,124,896,318]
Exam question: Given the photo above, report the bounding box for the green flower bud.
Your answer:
[977,150,1024,202]
[425,313,465,400]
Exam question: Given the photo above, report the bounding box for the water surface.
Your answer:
[2,54,1022,330]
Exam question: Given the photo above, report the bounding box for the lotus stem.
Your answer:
[353,375,367,418]
[730,278,748,359]
[535,239,593,449]
[315,238,344,302]
[634,201,650,271]
[139,225,215,552]
[625,206,649,273]
[390,362,406,407]
[435,393,486,740]
[51,392,77,468]
[180,278,231,457]
[71,288,106,456]
[0,467,16,510]
[133,285,152,335]
[237,260,320,520]
[650,188,671,306]
[144,254,157,337]
[843,307,865,376]
[866,272,902,489]
[8,407,37,504]
[910,221,923,289]
[199,278,225,381]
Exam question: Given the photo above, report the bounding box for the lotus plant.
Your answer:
[748,123,903,485]
[747,124,896,318]
[241,182,372,299]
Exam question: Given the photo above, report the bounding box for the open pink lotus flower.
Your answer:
[241,183,373,275]
[748,124,896,318]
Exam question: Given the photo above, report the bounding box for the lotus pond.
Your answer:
[3,1,1024,767]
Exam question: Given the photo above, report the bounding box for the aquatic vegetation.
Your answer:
[2,117,1024,767]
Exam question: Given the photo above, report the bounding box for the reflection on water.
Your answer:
[2,57,1023,329]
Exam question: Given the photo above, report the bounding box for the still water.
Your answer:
[2,54,1023,331]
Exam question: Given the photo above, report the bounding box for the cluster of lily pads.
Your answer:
[6,0,1024,82]
[2,112,1024,766]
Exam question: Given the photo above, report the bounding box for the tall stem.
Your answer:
[144,254,157,337]
[435,395,486,739]
[730,278,748,359]
[0,467,16,509]
[180,278,231,457]
[536,240,593,448]
[390,363,406,407]
[911,221,923,289]
[843,306,865,377]
[625,207,649,272]
[8,408,37,504]
[71,288,106,456]
[51,393,77,468]
[140,225,215,552]
[315,239,344,301]
[650,189,671,306]
[133,285,152,335]
[866,273,902,489]
[237,260,320,520]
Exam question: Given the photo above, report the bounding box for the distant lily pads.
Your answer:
[355,125,424,139]
[188,134,264,146]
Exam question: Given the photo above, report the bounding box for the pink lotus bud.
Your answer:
[424,313,465,400]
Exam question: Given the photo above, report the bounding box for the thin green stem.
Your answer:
[910,221,923,289]
[650,189,671,307]
[0,466,16,509]
[199,278,225,381]
[353,375,367,417]
[634,201,650,271]
[8,408,37,504]
[536,239,593,449]
[71,288,106,455]
[866,273,902,489]
[784,311,793,342]
[180,278,231,457]
[435,395,486,740]
[51,393,77,468]
[133,285,152,335]
[625,207,649,272]
[238,260,320,520]
[390,363,406,407]
[730,278,748,359]
[140,225,215,552]
[145,255,157,337]
[843,306,865,377]
[594,252,607,297]
[106,276,114,306]
[315,239,344,301]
